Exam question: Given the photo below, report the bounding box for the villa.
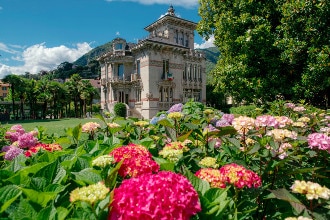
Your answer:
[99,5,206,119]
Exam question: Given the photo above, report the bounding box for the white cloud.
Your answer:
[105,0,198,8]
[0,42,92,79]
[194,36,215,49]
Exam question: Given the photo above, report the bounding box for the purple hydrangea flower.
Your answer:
[3,145,24,160]
[167,103,183,113]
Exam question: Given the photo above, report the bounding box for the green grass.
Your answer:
[1,118,104,136]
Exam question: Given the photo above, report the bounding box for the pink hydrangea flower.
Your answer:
[109,143,160,178]
[219,163,261,188]
[109,171,201,220]
[307,133,330,152]
[5,124,25,142]
[274,116,293,128]
[255,115,279,127]
[17,132,38,149]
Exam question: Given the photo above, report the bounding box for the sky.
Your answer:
[0,0,215,79]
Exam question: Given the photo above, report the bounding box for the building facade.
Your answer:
[99,6,206,119]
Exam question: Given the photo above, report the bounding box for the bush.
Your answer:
[114,102,127,117]
[229,104,261,117]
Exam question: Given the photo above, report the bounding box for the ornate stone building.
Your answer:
[99,6,206,119]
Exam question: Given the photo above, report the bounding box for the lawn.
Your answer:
[1,118,103,136]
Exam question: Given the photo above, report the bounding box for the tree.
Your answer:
[198,0,330,107]
[65,74,82,118]
[2,74,23,119]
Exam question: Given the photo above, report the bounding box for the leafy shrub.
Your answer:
[229,104,261,117]
[114,102,127,118]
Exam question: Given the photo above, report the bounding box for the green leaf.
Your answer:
[8,199,38,220]
[37,204,57,220]
[20,188,57,207]
[5,162,49,185]
[0,185,22,213]
[106,160,123,189]
[34,160,66,185]
[177,130,193,142]
[287,167,323,175]
[157,118,175,129]
[56,207,70,220]
[183,167,210,196]
[217,126,237,136]
[269,188,306,214]
[72,168,102,185]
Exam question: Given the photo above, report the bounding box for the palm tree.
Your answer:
[2,74,22,119]
[36,79,52,119]
[65,74,82,118]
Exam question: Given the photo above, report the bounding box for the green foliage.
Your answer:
[198,0,330,107]
[229,104,259,117]
[0,101,329,219]
[114,102,127,118]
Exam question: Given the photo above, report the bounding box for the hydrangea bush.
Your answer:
[0,100,329,220]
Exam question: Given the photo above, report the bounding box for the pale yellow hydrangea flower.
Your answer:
[159,149,183,162]
[232,116,255,134]
[134,121,149,127]
[292,122,306,127]
[107,122,120,128]
[291,180,330,200]
[285,217,312,220]
[168,112,183,120]
[92,155,114,168]
[70,182,110,204]
[199,157,219,168]
[297,117,310,123]
[267,129,297,141]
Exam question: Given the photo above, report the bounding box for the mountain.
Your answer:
[73,42,113,66]
[73,43,220,74]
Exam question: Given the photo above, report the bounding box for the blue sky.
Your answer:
[0,0,214,79]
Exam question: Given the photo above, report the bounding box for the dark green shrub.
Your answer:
[229,104,261,117]
[114,102,127,117]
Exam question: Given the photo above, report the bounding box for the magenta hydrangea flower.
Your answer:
[109,171,201,220]
[3,145,24,160]
[307,133,330,152]
[167,103,183,113]
[109,143,160,178]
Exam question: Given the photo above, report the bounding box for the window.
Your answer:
[2,93,7,97]
[185,33,189,47]
[188,64,192,81]
[198,65,202,82]
[183,63,187,80]
[115,43,123,50]
[137,60,140,76]
[136,88,141,102]
[162,60,169,79]
[193,65,197,81]
[118,64,124,80]
[174,30,178,44]
[159,86,173,102]
[2,87,7,91]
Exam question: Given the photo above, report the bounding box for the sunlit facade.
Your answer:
[99,6,206,119]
